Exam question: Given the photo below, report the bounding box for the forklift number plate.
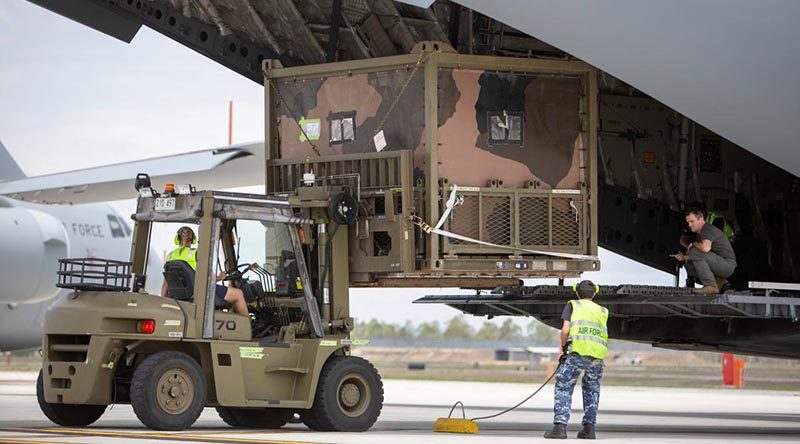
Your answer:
[155,197,176,212]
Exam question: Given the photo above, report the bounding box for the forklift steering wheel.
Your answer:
[223,263,252,281]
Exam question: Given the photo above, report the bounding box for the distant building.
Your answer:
[494,347,529,361]
[494,346,560,363]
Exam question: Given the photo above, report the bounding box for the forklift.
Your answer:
[37,175,381,431]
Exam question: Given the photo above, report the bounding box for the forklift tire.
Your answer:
[216,407,293,428]
[299,408,323,431]
[300,356,383,432]
[36,370,106,427]
[130,351,207,431]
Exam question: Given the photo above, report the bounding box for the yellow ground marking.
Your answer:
[0,427,323,444]
[0,439,77,444]
[185,430,302,435]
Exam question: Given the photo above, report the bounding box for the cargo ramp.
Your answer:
[415,284,800,359]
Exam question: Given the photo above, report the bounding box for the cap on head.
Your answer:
[174,226,197,245]
[573,280,599,299]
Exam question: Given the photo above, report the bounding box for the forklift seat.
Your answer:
[163,260,226,309]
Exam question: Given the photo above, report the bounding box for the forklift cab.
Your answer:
[130,188,325,341]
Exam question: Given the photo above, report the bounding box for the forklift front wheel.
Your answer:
[301,356,383,432]
[130,351,207,431]
[36,370,106,427]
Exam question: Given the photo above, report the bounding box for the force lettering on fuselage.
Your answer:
[71,223,104,238]
[577,326,603,337]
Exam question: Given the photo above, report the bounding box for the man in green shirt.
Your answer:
[672,208,737,294]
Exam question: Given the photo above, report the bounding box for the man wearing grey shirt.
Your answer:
[672,208,737,294]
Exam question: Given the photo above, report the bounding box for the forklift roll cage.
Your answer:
[130,190,324,339]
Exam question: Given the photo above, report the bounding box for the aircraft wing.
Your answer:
[0,141,265,204]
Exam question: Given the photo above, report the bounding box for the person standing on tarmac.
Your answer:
[544,280,608,440]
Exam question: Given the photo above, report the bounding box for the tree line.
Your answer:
[352,316,559,341]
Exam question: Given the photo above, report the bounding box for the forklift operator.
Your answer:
[160,226,249,316]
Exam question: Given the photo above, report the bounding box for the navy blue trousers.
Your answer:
[553,353,604,425]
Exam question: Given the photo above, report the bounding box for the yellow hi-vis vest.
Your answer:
[167,247,197,270]
[568,299,609,360]
[707,212,735,243]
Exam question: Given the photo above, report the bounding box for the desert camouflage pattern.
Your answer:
[438,69,584,189]
[553,353,604,425]
[273,68,585,190]
[275,69,426,173]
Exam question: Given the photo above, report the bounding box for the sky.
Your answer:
[0,0,675,328]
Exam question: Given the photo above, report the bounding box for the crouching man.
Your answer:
[672,207,737,294]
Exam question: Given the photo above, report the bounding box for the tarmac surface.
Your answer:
[1,372,799,443]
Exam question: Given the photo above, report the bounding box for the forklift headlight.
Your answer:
[175,184,194,195]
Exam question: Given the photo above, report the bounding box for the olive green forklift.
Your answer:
[37,178,382,431]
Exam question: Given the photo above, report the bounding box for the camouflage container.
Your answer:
[264,42,599,286]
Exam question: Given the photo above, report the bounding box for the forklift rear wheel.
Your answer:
[130,351,207,431]
[216,407,293,428]
[300,356,383,432]
[36,370,106,427]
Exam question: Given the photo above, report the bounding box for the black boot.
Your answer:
[544,423,567,439]
[577,423,596,439]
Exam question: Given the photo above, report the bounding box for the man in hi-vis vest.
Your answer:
[160,226,248,316]
[544,280,608,440]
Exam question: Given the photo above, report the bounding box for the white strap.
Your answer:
[412,216,599,261]
[435,184,460,230]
